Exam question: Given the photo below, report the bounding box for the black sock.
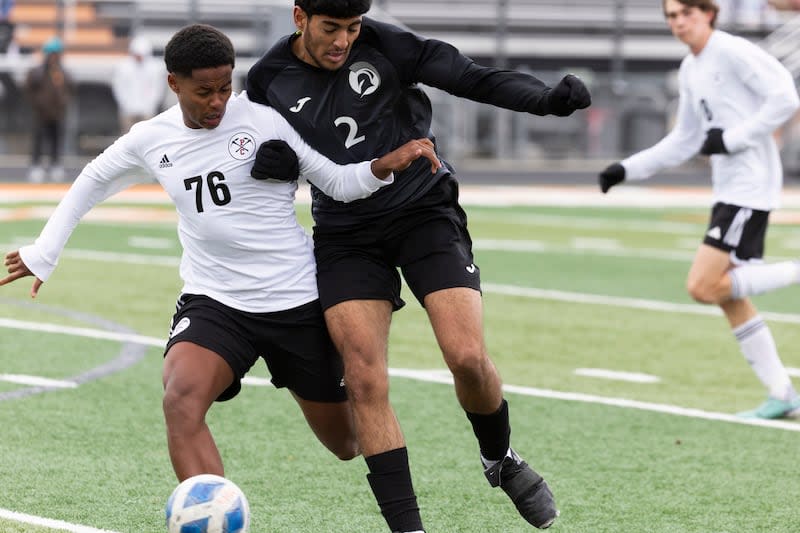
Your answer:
[365,447,424,532]
[465,398,511,461]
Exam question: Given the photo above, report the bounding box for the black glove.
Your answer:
[250,140,300,181]
[599,162,625,194]
[545,74,592,117]
[699,128,728,155]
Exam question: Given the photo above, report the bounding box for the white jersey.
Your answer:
[622,30,800,211]
[20,91,393,312]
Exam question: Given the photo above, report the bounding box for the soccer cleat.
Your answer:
[737,396,800,419]
[484,449,559,529]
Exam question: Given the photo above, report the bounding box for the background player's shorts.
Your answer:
[313,174,481,311]
[165,294,345,403]
[702,202,769,263]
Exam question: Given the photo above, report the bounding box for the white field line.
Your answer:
[0,374,77,388]
[473,238,798,262]
[61,249,181,267]
[0,318,164,347]
[127,236,174,249]
[0,508,121,533]
[3,289,800,431]
[476,238,699,262]
[10,183,800,208]
[389,368,800,432]
[573,368,661,383]
[468,211,708,234]
[482,282,800,324]
[10,240,793,270]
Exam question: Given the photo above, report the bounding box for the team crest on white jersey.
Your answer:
[348,61,380,98]
[228,132,256,160]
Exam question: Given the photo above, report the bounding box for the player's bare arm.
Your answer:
[1,250,43,298]
[370,138,441,179]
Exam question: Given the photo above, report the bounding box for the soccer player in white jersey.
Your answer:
[0,24,440,484]
[598,0,800,419]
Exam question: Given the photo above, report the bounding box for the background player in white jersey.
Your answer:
[598,0,800,419]
[0,24,441,485]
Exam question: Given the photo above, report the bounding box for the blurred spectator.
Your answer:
[0,0,14,53]
[717,0,780,28]
[768,0,800,9]
[0,0,12,19]
[111,36,164,133]
[24,36,73,183]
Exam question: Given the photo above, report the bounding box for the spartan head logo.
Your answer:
[348,61,380,98]
[228,132,256,160]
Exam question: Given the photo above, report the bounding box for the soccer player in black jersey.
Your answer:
[247,1,591,530]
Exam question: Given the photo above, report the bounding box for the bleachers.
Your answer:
[93,0,288,57]
[376,0,791,67]
[380,0,669,33]
[1,0,797,164]
[10,0,127,54]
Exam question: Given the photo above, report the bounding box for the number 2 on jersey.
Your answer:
[184,172,232,213]
[334,116,366,148]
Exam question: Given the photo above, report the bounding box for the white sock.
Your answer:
[729,261,800,299]
[733,316,795,400]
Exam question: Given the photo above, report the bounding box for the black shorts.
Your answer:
[702,202,769,262]
[165,294,345,403]
[312,175,481,311]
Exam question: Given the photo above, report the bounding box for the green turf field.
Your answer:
[1,193,799,532]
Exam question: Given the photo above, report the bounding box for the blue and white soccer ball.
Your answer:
[166,474,250,533]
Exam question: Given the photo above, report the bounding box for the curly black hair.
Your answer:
[294,0,371,18]
[164,24,235,77]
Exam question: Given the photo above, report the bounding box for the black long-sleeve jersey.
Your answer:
[246,17,555,226]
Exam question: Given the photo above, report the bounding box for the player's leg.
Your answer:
[325,300,424,532]
[424,287,501,413]
[400,176,557,529]
[313,226,424,533]
[258,299,360,461]
[421,287,557,530]
[686,243,736,304]
[717,296,799,418]
[728,260,800,300]
[686,244,800,305]
[162,341,233,480]
[324,299,400,454]
[688,204,800,418]
[290,394,359,460]
[718,293,800,418]
[162,294,258,480]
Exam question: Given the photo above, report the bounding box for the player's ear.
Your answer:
[167,72,179,95]
[293,5,307,33]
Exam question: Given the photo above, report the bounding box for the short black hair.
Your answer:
[164,24,235,77]
[294,0,371,18]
